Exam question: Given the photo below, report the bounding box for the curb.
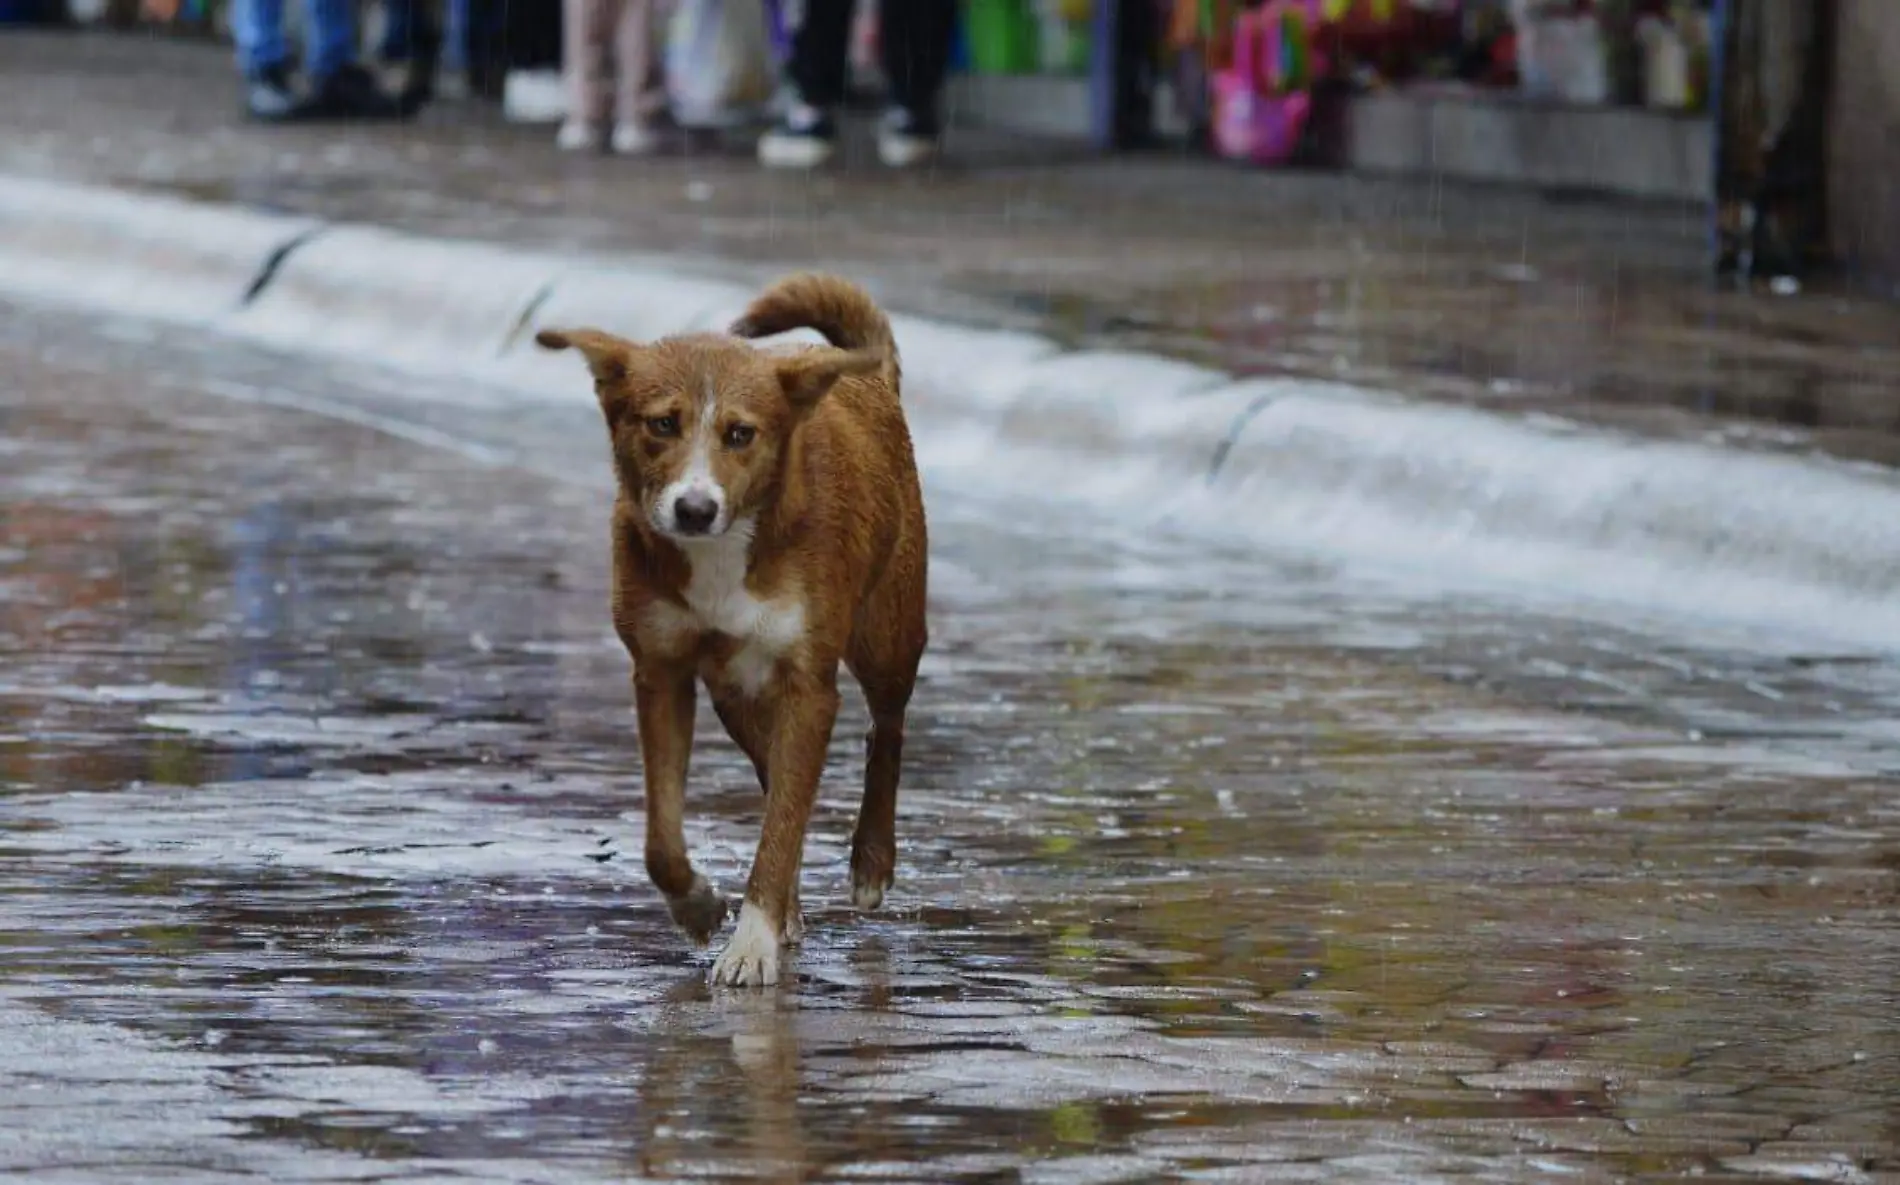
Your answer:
[0,178,319,326]
[3,173,1900,651]
[0,173,1261,488]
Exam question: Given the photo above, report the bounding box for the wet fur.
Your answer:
[536,274,927,987]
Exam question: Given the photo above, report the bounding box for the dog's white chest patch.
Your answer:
[659,523,804,696]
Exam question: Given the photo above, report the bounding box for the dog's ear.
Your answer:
[775,347,884,409]
[536,327,635,384]
[537,327,639,420]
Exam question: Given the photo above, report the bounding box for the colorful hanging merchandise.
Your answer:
[1210,0,1331,165]
[1167,0,1232,145]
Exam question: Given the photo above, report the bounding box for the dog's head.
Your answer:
[536,328,882,541]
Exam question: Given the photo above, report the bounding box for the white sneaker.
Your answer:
[556,118,601,152]
[758,103,837,170]
[376,62,411,98]
[877,108,940,169]
[504,68,568,123]
[611,122,659,156]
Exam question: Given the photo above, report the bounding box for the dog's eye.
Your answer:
[646,415,680,438]
[723,423,757,449]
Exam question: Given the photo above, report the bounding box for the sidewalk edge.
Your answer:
[6,172,1900,651]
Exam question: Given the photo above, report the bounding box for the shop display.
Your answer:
[665,0,778,128]
[1211,0,1326,162]
[960,0,1093,75]
[1035,0,1092,73]
[1514,0,1609,102]
[1167,0,1715,166]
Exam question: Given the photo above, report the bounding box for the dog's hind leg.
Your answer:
[636,664,729,946]
[844,542,927,913]
[846,644,923,913]
[850,698,909,912]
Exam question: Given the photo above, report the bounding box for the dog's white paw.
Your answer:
[851,881,884,911]
[710,901,782,987]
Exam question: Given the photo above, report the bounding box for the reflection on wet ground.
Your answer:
[3,308,1898,1182]
[9,35,1900,470]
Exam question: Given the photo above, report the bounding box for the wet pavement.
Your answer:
[5,288,1900,1183]
[8,33,1900,468]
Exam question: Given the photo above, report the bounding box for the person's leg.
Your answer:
[379,1,443,111]
[300,0,358,80]
[300,0,410,118]
[877,0,954,122]
[561,0,614,148]
[1108,0,1159,148]
[232,0,300,119]
[875,0,955,165]
[443,0,470,76]
[759,0,855,167]
[380,0,415,60]
[232,0,290,76]
[405,1,444,110]
[610,0,667,154]
[787,0,855,108]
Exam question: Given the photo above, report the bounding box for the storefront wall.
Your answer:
[1828,0,1900,292]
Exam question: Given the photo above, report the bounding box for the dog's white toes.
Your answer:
[710,901,782,987]
[851,880,885,912]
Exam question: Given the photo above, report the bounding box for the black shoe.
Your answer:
[386,21,443,116]
[300,63,409,122]
[244,63,300,122]
[399,59,438,116]
[389,59,438,117]
[758,102,837,169]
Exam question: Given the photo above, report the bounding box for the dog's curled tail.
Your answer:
[730,272,899,386]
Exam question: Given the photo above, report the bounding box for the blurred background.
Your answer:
[8,0,1890,285]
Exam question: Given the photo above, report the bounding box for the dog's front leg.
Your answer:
[711,668,840,987]
[635,663,728,945]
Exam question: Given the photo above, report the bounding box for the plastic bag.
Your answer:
[665,0,778,129]
[1211,3,1321,166]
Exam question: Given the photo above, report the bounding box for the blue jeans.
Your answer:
[378,2,463,70]
[231,0,357,79]
[378,0,423,61]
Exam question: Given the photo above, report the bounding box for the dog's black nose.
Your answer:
[673,493,719,535]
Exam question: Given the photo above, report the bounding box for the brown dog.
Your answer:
[536,273,927,987]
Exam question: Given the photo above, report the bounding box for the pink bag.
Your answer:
[1210,2,1324,166]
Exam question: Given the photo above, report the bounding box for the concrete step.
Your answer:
[946,74,1711,203]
